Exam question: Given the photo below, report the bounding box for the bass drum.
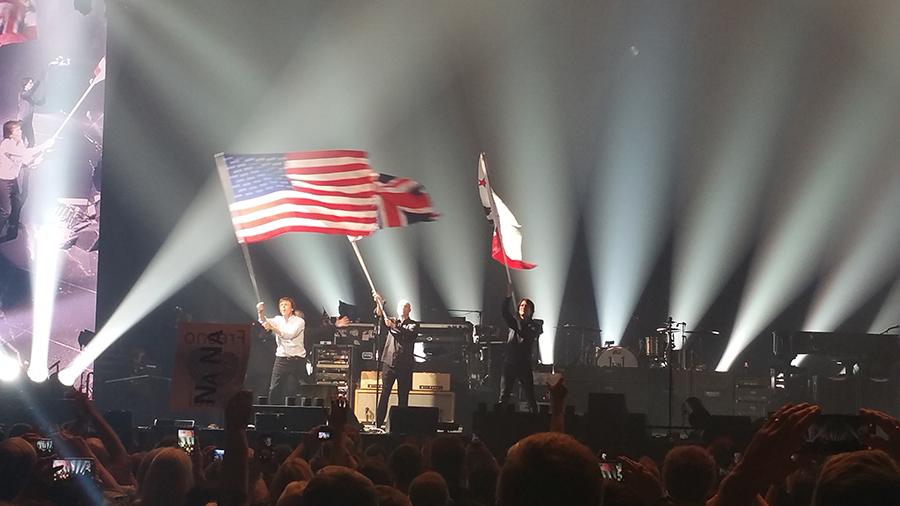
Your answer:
[595,346,638,368]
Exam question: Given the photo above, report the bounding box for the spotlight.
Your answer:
[0,355,21,382]
[27,367,48,383]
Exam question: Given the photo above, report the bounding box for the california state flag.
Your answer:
[477,153,536,270]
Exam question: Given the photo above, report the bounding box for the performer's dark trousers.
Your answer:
[376,363,413,427]
[21,116,35,148]
[268,356,311,405]
[0,179,22,243]
[498,359,538,413]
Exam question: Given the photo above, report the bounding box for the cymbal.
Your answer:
[684,330,721,335]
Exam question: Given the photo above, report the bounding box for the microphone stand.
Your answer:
[373,309,383,428]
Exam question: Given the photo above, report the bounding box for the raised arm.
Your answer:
[373,292,394,328]
[72,390,135,486]
[221,390,252,506]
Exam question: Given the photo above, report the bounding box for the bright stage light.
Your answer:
[0,353,21,382]
[414,113,483,314]
[361,233,419,319]
[804,168,900,333]
[27,225,67,384]
[671,16,794,331]
[590,13,680,345]
[59,176,236,384]
[717,80,893,371]
[268,235,354,315]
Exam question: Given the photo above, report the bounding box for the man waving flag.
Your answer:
[477,153,536,270]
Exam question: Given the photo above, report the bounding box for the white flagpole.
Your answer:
[51,81,98,141]
[348,236,389,428]
[239,242,262,304]
[348,237,386,316]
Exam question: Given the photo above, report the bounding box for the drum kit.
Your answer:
[565,317,715,371]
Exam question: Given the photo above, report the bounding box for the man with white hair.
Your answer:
[373,293,419,428]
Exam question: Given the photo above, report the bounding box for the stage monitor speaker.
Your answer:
[691,371,734,416]
[388,406,439,435]
[252,405,328,432]
[586,393,628,453]
[472,411,550,460]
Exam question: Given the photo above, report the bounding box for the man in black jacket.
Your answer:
[498,283,542,412]
[374,293,419,428]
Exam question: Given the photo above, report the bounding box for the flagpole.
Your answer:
[240,242,262,303]
[479,153,515,294]
[213,152,263,304]
[349,238,386,315]
[348,237,388,429]
[51,81,97,141]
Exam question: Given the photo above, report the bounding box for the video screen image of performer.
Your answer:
[256,296,349,405]
[373,292,419,428]
[497,282,543,413]
[17,77,43,148]
[0,120,53,243]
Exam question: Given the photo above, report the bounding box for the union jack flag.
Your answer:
[373,173,439,229]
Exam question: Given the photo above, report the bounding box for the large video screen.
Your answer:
[0,0,105,382]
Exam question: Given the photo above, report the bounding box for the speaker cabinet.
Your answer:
[388,406,439,435]
[251,405,328,432]
[354,389,455,424]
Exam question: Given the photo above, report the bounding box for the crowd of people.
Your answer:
[2,380,900,506]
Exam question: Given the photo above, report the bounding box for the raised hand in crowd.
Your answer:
[619,455,668,506]
[860,408,900,463]
[53,428,124,495]
[221,389,253,506]
[709,403,820,506]
[548,375,567,433]
[70,388,136,487]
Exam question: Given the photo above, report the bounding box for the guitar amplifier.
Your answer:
[353,389,455,424]
[360,371,451,391]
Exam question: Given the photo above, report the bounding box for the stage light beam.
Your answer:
[671,14,796,331]
[590,7,682,345]
[58,175,236,385]
[717,77,895,371]
[804,166,900,332]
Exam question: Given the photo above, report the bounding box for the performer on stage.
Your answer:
[17,77,43,148]
[373,292,419,428]
[256,296,348,405]
[498,283,543,412]
[0,120,52,243]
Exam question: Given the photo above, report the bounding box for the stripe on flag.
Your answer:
[216,150,378,244]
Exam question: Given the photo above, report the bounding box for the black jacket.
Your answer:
[382,317,418,369]
[501,296,542,364]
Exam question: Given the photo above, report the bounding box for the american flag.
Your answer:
[374,173,439,228]
[215,150,379,244]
